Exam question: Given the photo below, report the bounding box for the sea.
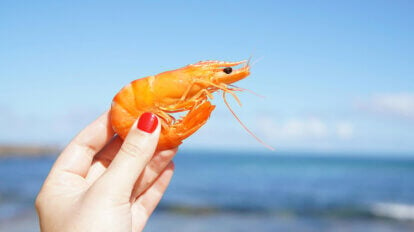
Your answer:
[1,150,414,232]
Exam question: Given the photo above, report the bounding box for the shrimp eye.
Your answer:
[223,67,232,74]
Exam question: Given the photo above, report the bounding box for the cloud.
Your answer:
[257,116,354,141]
[280,118,328,138]
[358,93,414,120]
[0,106,102,146]
[336,122,354,139]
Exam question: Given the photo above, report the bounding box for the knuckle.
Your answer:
[168,161,175,170]
[82,144,98,158]
[120,141,149,160]
[35,193,44,210]
[141,176,153,190]
[147,160,160,173]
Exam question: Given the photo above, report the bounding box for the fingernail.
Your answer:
[137,112,158,133]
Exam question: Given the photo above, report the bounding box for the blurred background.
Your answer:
[1,1,414,231]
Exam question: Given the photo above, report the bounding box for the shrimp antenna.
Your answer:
[229,84,265,98]
[245,55,253,68]
[244,55,264,69]
[222,92,275,150]
[235,56,266,98]
[251,56,264,67]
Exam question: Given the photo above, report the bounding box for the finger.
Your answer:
[97,113,160,196]
[131,162,174,232]
[86,139,177,189]
[131,147,177,200]
[85,136,123,184]
[50,111,114,177]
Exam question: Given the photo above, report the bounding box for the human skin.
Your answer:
[36,111,177,232]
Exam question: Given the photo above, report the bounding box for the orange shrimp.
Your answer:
[110,60,252,150]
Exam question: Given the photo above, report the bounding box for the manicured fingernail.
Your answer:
[137,112,158,133]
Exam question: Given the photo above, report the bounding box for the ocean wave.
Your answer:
[371,203,414,221]
[157,203,382,220]
[158,202,414,222]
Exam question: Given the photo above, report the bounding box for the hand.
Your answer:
[36,111,177,232]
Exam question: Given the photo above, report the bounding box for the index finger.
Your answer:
[50,110,115,177]
[95,113,160,196]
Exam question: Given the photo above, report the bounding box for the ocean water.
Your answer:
[1,150,414,231]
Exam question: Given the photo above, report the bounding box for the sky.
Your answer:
[1,0,413,153]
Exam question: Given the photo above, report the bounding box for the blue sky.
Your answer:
[1,1,413,153]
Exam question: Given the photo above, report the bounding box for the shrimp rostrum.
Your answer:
[110,60,251,150]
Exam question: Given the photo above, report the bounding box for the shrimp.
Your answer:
[110,60,253,150]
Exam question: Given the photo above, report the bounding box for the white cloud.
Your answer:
[257,116,354,141]
[281,118,328,138]
[358,93,414,120]
[336,122,354,139]
[0,107,102,146]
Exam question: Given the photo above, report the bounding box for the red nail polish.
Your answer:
[137,112,158,133]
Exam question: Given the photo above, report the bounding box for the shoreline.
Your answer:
[0,145,59,157]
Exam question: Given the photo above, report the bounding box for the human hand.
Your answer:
[36,111,176,232]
